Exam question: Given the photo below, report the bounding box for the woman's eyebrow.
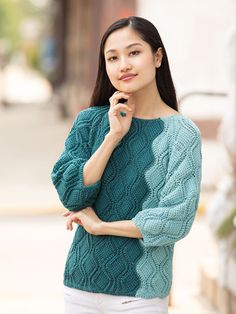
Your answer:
[105,43,143,55]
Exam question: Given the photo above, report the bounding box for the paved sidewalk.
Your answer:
[0,215,67,314]
[0,103,68,214]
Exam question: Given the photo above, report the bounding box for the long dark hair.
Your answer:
[90,16,178,111]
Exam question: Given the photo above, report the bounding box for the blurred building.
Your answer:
[51,0,136,117]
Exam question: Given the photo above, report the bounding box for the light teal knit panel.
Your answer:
[132,117,202,298]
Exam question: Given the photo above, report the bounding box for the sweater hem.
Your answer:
[63,280,169,299]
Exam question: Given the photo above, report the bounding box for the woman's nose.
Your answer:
[120,57,132,72]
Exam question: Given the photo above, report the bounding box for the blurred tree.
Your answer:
[0,0,51,69]
[217,206,236,248]
[0,0,23,52]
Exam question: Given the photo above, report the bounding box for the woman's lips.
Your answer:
[119,74,137,81]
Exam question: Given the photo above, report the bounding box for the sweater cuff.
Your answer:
[131,215,149,247]
[78,160,101,190]
[63,160,102,211]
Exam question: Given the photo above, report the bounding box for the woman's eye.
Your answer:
[107,56,117,62]
[130,50,140,56]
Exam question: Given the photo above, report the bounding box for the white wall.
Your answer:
[137,0,235,117]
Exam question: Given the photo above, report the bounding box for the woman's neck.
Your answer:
[129,82,169,119]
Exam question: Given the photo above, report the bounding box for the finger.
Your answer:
[109,92,131,107]
[63,211,71,217]
[67,217,73,231]
[109,104,132,116]
[112,94,129,105]
[113,91,131,97]
[110,103,132,112]
[66,219,70,230]
[74,218,83,226]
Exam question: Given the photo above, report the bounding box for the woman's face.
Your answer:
[104,27,162,94]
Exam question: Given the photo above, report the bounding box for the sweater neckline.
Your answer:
[132,113,182,122]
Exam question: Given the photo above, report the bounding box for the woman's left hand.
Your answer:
[63,207,103,235]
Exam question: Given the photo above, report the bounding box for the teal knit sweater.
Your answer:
[51,105,202,299]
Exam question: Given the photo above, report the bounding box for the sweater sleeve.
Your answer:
[132,126,202,247]
[51,108,102,211]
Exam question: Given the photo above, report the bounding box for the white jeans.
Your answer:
[64,286,169,314]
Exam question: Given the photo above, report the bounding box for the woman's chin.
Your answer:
[117,85,140,94]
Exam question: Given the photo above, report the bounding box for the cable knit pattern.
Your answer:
[51,105,202,299]
[51,109,103,211]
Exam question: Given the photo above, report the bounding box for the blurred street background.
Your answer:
[0,0,236,313]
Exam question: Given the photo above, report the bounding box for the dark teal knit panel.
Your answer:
[64,229,142,295]
[64,109,165,296]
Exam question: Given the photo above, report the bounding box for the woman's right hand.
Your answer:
[108,91,135,140]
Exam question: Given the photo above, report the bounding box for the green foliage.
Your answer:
[0,0,45,54]
[0,0,23,50]
[217,207,236,248]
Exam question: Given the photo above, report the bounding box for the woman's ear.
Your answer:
[154,47,163,68]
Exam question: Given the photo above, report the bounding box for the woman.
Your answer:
[51,16,202,314]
